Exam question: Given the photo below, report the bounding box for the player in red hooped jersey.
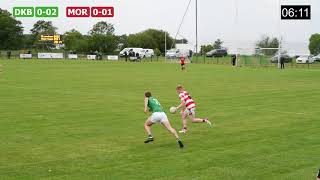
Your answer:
[180,55,186,70]
[175,85,212,133]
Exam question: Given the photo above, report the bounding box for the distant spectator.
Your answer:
[280,57,285,69]
[124,51,128,62]
[97,53,102,60]
[7,51,11,59]
[136,52,140,61]
[231,55,236,66]
[129,51,134,57]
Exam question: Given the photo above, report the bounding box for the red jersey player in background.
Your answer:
[174,85,212,133]
[180,55,186,70]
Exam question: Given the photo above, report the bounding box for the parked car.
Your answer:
[296,55,315,64]
[141,49,154,58]
[312,54,320,62]
[165,49,190,59]
[165,49,177,58]
[270,54,293,63]
[206,49,228,57]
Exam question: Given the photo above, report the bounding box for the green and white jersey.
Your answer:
[148,97,164,113]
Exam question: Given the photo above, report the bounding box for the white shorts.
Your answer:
[184,108,196,116]
[150,112,168,123]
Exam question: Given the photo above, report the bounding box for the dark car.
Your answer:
[206,49,228,57]
[270,54,293,63]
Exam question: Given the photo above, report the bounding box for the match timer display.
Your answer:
[281,5,311,20]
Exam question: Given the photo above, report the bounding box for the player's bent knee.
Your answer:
[145,120,153,127]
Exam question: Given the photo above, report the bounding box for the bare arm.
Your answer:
[144,98,149,114]
[176,100,185,110]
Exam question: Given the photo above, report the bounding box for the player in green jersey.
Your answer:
[144,91,184,148]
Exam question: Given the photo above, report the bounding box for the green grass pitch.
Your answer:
[0,60,319,179]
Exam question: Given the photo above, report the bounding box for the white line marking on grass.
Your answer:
[268,109,308,115]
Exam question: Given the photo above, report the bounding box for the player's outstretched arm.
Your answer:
[176,101,185,110]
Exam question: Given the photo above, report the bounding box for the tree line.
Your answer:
[200,37,280,56]
[0,8,175,55]
[1,8,320,56]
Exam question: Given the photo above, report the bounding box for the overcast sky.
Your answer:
[1,0,319,53]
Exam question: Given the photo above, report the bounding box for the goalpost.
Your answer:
[255,44,282,68]
[236,43,282,67]
[234,0,283,69]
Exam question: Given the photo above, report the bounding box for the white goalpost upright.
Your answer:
[278,0,282,69]
[277,38,282,68]
[165,31,167,62]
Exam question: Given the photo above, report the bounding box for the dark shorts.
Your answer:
[181,63,185,66]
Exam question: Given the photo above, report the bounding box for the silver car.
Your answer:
[312,54,320,62]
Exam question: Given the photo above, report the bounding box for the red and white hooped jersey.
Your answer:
[179,91,196,110]
[180,57,185,64]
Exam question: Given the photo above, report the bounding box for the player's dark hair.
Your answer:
[145,91,152,97]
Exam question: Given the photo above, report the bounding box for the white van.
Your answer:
[141,49,155,58]
[119,48,143,57]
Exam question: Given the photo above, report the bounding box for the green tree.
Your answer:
[87,34,118,54]
[256,36,279,56]
[64,29,88,53]
[30,20,58,48]
[0,9,24,50]
[213,39,223,49]
[30,20,57,37]
[89,21,115,35]
[128,29,174,53]
[154,48,161,56]
[200,44,214,54]
[118,34,128,50]
[87,22,118,54]
[128,33,157,50]
[21,34,34,49]
[309,33,320,55]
